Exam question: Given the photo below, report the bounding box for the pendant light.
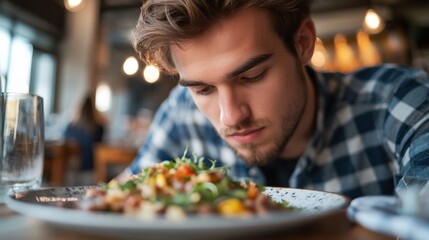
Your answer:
[64,0,85,12]
[363,1,385,34]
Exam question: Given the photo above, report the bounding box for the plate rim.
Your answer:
[5,186,350,236]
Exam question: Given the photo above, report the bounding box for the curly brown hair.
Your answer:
[133,0,314,74]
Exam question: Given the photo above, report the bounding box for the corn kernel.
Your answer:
[156,174,167,188]
[218,198,246,216]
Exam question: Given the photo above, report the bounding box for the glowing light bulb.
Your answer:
[363,9,384,34]
[123,56,139,76]
[143,65,160,83]
[64,0,84,12]
[356,30,381,66]
[311,38,328,68]
[95,83,111,112]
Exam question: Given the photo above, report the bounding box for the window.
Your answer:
[0,14,58,115]
[32,52,57,117]
[7,36,33,93]
[0,28,10,76]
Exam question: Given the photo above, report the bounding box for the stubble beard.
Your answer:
[221,66,307,166]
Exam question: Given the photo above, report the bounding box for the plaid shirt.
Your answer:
[127,64,429,199]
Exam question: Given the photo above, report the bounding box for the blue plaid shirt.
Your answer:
[126,64,429,199]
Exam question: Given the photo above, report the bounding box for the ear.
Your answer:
[295,18,316,64]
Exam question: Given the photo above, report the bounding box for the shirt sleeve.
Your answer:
[382,68,429,190]
[121,86,194,175]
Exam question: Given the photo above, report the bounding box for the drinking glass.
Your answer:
[0,93,44,203]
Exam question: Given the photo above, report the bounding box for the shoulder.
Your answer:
[158,85,214,134]
[151,85,199,123]
[165,85,195,108]
[322,64,428,103]
[348,64,427,83]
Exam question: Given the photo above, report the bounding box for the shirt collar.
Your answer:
[305,66,344,154]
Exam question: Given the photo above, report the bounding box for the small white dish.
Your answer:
[348,195,429,240]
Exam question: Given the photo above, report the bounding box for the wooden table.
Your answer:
[94,143,138,183]
[0,204,397,240]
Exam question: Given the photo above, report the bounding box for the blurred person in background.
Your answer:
[65,95,105,173]
[120,0,429,199]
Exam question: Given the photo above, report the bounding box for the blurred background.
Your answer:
[0,0,428,185]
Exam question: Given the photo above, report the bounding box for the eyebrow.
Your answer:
[178,53,273,87]
[228,53,273,78]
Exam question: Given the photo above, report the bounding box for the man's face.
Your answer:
[171,9,313,165]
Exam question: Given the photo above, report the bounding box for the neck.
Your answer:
[280,68,317,159]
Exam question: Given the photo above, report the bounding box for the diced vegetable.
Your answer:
[218,198,247,216]
[79,150,296,219]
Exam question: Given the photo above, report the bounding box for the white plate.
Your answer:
[348,196,429,240]
[6,186,348,239]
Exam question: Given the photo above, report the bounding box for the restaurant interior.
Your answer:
[0,0,428,186]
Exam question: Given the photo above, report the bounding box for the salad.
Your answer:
[79,151,295,219]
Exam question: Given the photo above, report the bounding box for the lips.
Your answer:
[227,127,264,144]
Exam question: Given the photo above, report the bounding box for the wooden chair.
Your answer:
[44,141,81,186]
[94,143,137,183]
[44,141,66,186]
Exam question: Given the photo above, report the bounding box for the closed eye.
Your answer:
[241,68,268,82]
[179,79,215,96]
[194,85,215,96]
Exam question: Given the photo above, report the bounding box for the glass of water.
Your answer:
[0,93,44,202]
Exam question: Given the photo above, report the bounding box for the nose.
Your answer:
[218,88,250,127]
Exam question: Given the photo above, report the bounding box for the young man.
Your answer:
[124,0,429,199]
